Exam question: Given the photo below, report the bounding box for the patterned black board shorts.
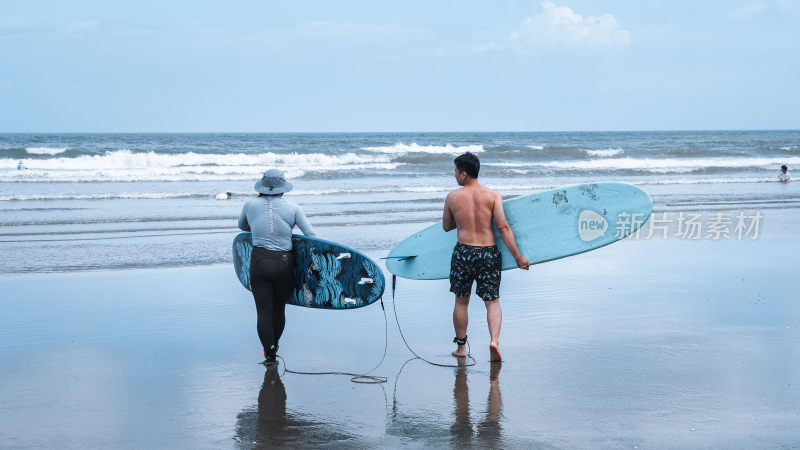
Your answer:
[449,242,502,301]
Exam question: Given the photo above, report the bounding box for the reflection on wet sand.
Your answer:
[236,360,505,447]
[451,361,503,448]
[234,367,355,449]
[387,358,506,446]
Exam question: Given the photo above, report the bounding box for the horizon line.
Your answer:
[1,128,799,134]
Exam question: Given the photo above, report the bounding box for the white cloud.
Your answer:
[484,2,629,52]
[728,2,767,19]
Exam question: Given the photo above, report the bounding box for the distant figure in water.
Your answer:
[778,165,790,183]
[216,192,232,200]
[238,169,315,366]
[443,152,529,362]
[17,161,25,170]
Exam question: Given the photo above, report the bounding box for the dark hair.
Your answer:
[454,152,480,178]
[782,165,788,171]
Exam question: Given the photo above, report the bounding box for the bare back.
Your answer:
[443,182,500,246]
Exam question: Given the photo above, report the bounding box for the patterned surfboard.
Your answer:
[233,233,385,309]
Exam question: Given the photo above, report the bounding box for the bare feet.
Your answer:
[452,345,468,357]
[489,343,502,362]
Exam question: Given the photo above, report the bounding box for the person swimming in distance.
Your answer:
[443,152,529,362]
[17,161,25,170]
[216,192,232,200]
[778,165,790,183]
[238,170,315,366]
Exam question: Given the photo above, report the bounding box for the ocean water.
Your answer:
[1,131,798,273]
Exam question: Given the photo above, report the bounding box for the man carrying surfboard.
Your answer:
[444,152,530,362]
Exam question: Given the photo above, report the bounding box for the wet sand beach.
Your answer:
[1,205,799,449]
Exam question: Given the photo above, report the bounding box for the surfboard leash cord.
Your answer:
[273,298,389,384]
[391,275,477,368]
[267,272,477,383]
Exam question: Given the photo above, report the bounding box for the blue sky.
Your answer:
[1,1,798,132]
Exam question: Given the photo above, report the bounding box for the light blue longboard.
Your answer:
[233,233,385,309]
[386,183,652,280]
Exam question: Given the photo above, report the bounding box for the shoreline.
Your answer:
[2,187,799,274]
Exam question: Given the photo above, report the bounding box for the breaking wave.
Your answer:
[0,150,400,182]
[25,147,69,155]
[584,148,624,157]
[361,143,484,154]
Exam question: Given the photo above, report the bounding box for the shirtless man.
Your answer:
[443,152,530,362]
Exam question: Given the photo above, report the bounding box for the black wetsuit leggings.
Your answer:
[250,247,295,357]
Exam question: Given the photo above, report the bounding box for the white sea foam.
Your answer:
[0,166,400,183]
[0,186,453,201]
[0,150,400,182]
[302,184,560,194]
[527,145,545,150]
[485,184,558,191]
[10,149,390,170]
[0,192,206,201]
[25,147,69,155]
[293,186,450,196]
[584,148,623,157]
[361,143,484,154]
[1,178,780,202]
[485,156,800,172]
[638,177,774,185]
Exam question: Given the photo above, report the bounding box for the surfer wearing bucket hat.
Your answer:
[239,169,316,365]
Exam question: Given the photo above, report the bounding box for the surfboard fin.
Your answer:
[381,255,418,261]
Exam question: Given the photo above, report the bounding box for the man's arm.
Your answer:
[443,193,456,232]
[492,193,530,270]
